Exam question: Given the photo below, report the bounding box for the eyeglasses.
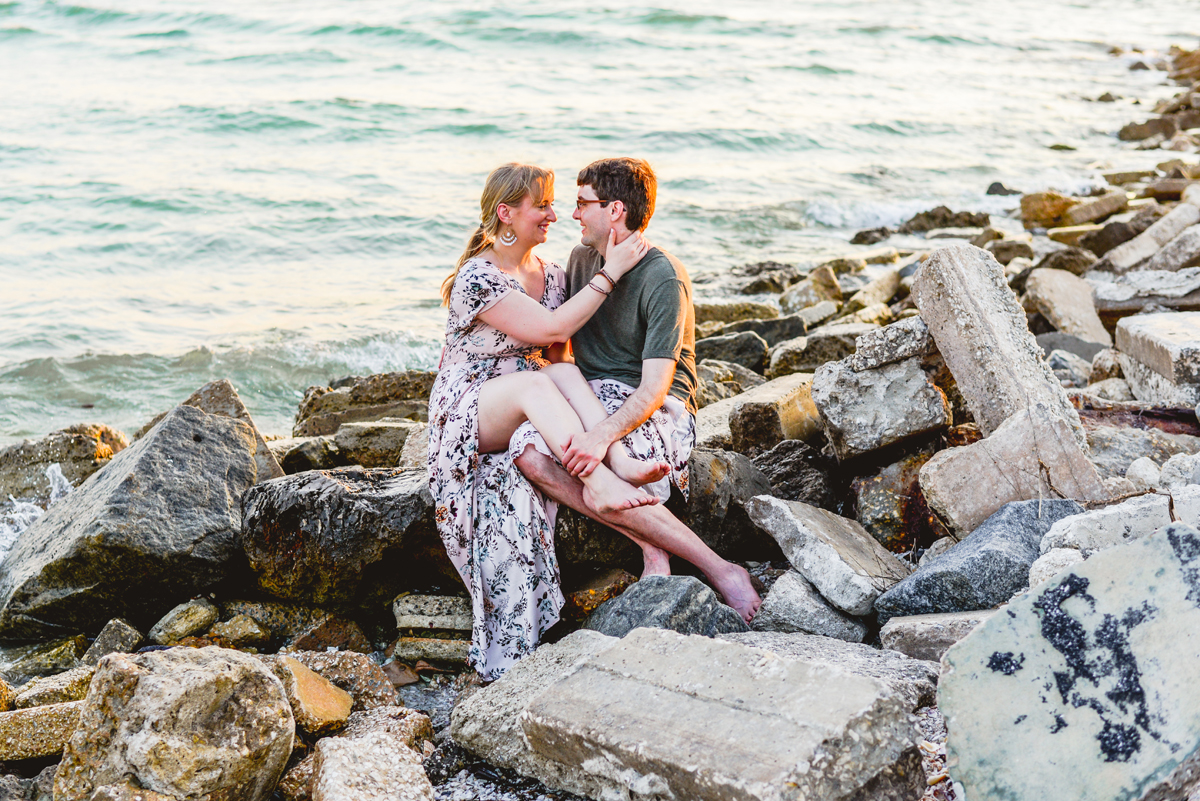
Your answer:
[575,198,611,210]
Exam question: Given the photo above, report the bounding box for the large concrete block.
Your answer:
[1116,312,1200,385]
[879,610,996,663]
[811,356,949,460]
[918,405,1106,535]
[912,243,1085,446]
[520,628,924,801]
[1039,492,1172,556]
[728,372,821,453]
[940,524,1200,801]
[745,496,910,616]
[1024,268,1112,346]
[1101,202,1200,273]
[751,570,867,642]
[1118,353,1200,406]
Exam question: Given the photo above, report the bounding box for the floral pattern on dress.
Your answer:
[589,378,695,502]
[426,256,567,681]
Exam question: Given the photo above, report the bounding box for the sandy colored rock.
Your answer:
[1116,311,1200,384]
[149,598,219,645]
[294,371,434,437]
[283,650,399,712]
[879,610,996,663]
[82,619,143,666]
[207,613,271,647]
[766,322,877,378]
[693,300,777,325]
[841,268,900,315]
[728,372,821,452]
[1101,202,1200,273]
[1024,268,1112,346]
[389,637,470,664]
[0,700,82,759]
[396,422,429,470]
[267,655,353,736]
[1061,190,1128,226]
[333,419,423,469]
[168,378,285,482]
[393,594,471,631]
[1119,352,1200,406]
[311,730,434,801]
[14,663,95,708]
[779,265,842,314]
[1021,191,1079,229]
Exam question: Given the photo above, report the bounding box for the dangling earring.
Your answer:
[498,229,517,246]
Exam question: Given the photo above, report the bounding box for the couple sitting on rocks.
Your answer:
[427,157,761,681]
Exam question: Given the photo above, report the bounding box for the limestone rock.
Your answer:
[751,570,867,642]
[388,637,469,664]
[1089,346,1123,383]
[696,358,765,408]
[0,405,257,639]
[240,466,437,609]
[4,635,87,681]
[294,371,435,437]
[0,424,127,502]
[1020,192,1079,229]
[841,269,900,315]
[148,598,219,645]
[940,525,1200,801]
[918,405,1106,536]
[282,650,398,712]
[207,613,271,647]
[1061,190,1128,227]
[14,663,95,708]
[693,300,777,325]
[745,496,910,616]
[812,356,949,460]
[1119,353,1200,406]
[1116,312,1200,385]
[1028,547,1084,588]
[750,440,836,510]
[1040,493,1172,556]
[879,610,996,663]
[849,315,932,372]
[874,499,1084,625]
[912,243,1085,446]
[1086,377,1136,401]
[582,575,748,638]
[0,700,82,759]
[1024,268,1112,346]
[1141,225,1200,272]
[695,331,769,373]
[900,206,989,234]
[693,395,737,449]
[1125,456,1163,491]
[765,322,877,379]
[1048,348,1093,387]
[987,239,1036,265]
[393,595,470,631]
[920,536,956,566]
[332,419,423,469]
[267,655,354,736]
[396,423,429,471]
[728,372,821,453]
[311,730,434,801]
[1085,424,1200,482]
[1100,202,1200,273]
[1033,246,1099,275]
[779,265,841,314]
[82,619,143,666]
[280,436,341,473]
[796,299,840,329]
[53,647,293,801]
[713,314,810,347]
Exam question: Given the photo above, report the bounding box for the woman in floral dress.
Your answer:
[427,163,665,681]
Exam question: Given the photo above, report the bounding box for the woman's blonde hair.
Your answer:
[441,162,554,306]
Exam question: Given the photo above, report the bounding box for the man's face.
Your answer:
[573,184,613,251]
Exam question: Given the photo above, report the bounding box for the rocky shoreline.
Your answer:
[0,44,1199,801]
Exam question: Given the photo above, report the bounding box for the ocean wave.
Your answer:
[129,28,187,38]
[201,49,347,67]
[177,106,322,135]
[638,128,823,152]
[0,25,38,37]
[774,63,856,76]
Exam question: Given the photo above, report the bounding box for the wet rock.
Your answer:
[694,330,769,373]
[940,525,1200,801]
[82,619,143,667]
[919,406,1106,536]
[286,614,373,654]
[240,466,437,609]
[728,372,821,453]
[14,663,94,708]
[1027,547,1084,588]
[712,314,810,347]
[266,655,354,736]
[583,575,748,638]
[722,631,938,715]
[879,610,996,663]
[1040,493,1172,556]
[899,206,989,234]
[282,650,398,712]
[1020,192,1079,230]
[852,451,936,551]
[148,598,219,645]
[0,406,257,639]
[0,424,128,502]
[294,371,435,437]
[913,243,1085,445]
[220,599,328,644]
[851,226,893,245]
[1061,190,1128,227]
[396,423,429,471]
[1024,268,1112,346]
[4,635,88,681]
[686,449,780,561]
[751,570,867,642]
[873,499,1083,625]
[779,265,842,314]
[766,322,877,379]
[207,613,271,648]
[53,647,293,801]
[280,435,341,473]
[812,356,949,460]
[1098,202,1200,273]
[849,315,932,372]
[0,700,82,759]
[332,419,423,469]
[562,568,638,621]
[693,300,777,325]
[311,730,434,801]
[750,439,836,509]
[521,627,922,801]
[745,496,910,616]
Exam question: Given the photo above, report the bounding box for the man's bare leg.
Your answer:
[516,447,761,621]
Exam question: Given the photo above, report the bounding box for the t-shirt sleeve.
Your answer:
[449,261,513,327]
[641,277,687,362]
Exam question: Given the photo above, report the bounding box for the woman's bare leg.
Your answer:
[540,363,669,487]
[476,371,657,514]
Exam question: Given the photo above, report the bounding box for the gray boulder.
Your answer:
[583,575,748,638]
[714,314,810,347]
[750,439,836,510]
[686,449,781,561]
[695,331,769,373]
[751,571,867,642]
[0,424,128,502]
[294,371,434,437]
[0,405,257,638]
[873,499,1083,625]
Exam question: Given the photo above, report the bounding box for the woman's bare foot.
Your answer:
[609,453,671,487]
[708,562,762,624]
[581,469,661,514]
[640,545,671,578]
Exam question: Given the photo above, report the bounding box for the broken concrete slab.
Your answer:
[841,268,901,315]
[779,266,841,314]
[0,701,83,759]
[811,356,950,460]
[1172,484,1200,527]
[919,405,1107,536]
[940,524,1200,801]
[727,372,821,452]
[751,570,867,642]
[1116,312,1200,385]
[1061,190,1128,227]
[745,496,910,616]
[521,627,924,801]
[1100,202,1200,273]
[1118,352,1200,406]
[311,730,434,801]
[1141,225,1200,273]
[879,610,997,663]
[583,575,748,638]
[874,499,1083,625]
[1024,268,1113,346]
[1040,492,1172,556]
[849,315,932,372]
[912,243,1086,446]
[392,595,471,631]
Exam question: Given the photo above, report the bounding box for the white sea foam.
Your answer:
[0,464,73,563]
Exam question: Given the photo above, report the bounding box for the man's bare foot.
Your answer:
[708,562,761,624]
[640,545,671,578]
[609,454,670,487]
[581,470,661,514]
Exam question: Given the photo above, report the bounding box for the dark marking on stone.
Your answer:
[1167,526,1200,607]
[1015,715,1027,725]
[1050,714,1068,733]
[988,651,1025,675]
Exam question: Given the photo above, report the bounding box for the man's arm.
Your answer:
[562,358,675,477]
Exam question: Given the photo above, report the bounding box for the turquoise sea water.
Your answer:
[0,0,1195,442]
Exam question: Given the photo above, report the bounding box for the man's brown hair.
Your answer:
[577,158,657,232]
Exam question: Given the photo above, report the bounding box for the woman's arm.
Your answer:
[477,230,647,344]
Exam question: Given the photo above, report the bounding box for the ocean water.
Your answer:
[0,0,1195,443]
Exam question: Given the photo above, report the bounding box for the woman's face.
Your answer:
[500,191,557,245]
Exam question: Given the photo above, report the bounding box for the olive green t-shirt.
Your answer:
[565,244,698,415]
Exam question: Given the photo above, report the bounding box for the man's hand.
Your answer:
[562,428,613,477]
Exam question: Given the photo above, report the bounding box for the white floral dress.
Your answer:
[427,256,567,681]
